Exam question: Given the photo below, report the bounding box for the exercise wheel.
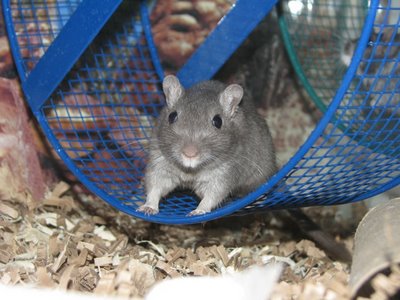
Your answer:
[2,0,400,224]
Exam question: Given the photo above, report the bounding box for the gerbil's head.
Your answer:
[157,75,244,172]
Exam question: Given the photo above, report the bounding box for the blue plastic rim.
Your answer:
[2,0,400,224]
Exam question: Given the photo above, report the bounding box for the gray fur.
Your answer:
[137,75,277,215]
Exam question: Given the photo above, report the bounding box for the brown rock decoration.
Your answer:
[0,78,46,206]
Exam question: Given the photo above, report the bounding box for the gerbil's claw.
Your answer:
[137,205,159,215]
[187,209,208,216]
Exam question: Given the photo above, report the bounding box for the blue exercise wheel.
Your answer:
[2,0,400,224]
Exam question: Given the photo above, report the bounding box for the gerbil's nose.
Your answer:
[182,144,199,158]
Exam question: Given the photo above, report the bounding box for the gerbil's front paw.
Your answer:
[137,205,159,215]
[187,209,209,216]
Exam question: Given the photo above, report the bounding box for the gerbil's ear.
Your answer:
[163,75,184,108]
[219,84,243,117]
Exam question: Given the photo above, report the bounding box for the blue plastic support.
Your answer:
[22,0,123,113]
[177,0,278,87]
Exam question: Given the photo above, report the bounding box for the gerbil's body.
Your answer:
[138,75,277,215]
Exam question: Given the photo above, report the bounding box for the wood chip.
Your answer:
[216,245,230,267]
[43,196,75,212]
[117,282,134,297]
[108,236,128,254]
[35,241,48,267]
[196,246,210,261]
[166,247,186,264]
[36,267,54,287]
[93,225,116,242]
[77,241,96,252]
[281,241,297,257]
[94,273,116,295]
[155,260,180,278]
[76,266,98,291]
[0,273,12,285]
[116,270,132,284]
[186,249,197,263]
[51,181,70,198]
[2,231,14,244]
[296,240,326,259]
[189,261,217,276]
[92,216,106,225]
[48,234,60,257]
[94,256,113,267]
[51,240,69,273]
[0,247,12,263]
[0,203,19,219]
[128,259,156,292]
[58,264,77,290]
[69,248,88,266]
[35,223,55,236]
[371,272,400,297]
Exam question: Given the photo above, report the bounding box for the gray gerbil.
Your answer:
[137,75,277,216]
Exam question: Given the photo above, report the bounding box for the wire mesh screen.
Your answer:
[39,2,170,212]
[256,0,400,213]
[10,0,81,76]
[2,0,400,224]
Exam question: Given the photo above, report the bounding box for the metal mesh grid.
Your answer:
[242,0,400,213]
[2,0,400,224]
[10,0,81,76]
[38,1,168,212]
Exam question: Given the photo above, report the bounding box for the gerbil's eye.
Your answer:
[212,114,222,129]
[168,111,178,124]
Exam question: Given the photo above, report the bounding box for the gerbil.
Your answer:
[137,75,277,216]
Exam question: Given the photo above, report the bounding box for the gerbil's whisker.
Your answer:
[235,153,265,177]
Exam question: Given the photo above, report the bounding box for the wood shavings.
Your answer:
[0,156,392,300]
